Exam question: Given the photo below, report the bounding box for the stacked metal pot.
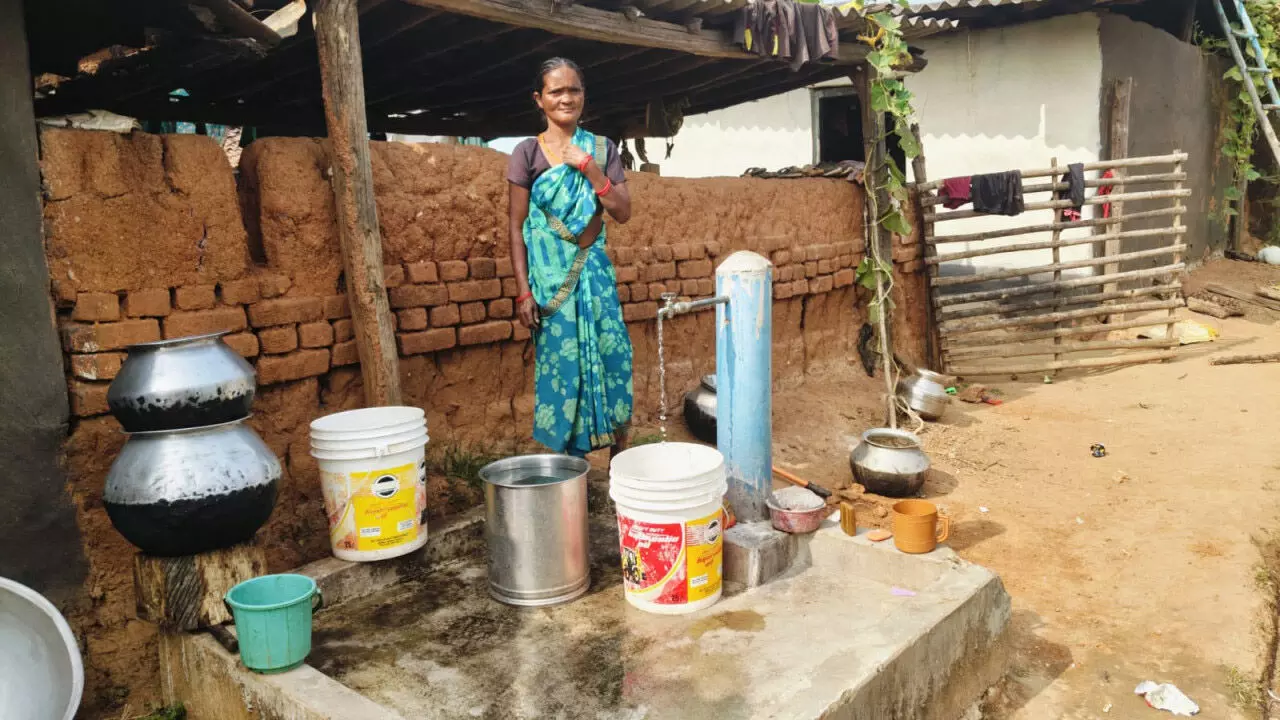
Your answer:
[103,331,281,556]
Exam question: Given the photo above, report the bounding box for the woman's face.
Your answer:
[535,66,584,126]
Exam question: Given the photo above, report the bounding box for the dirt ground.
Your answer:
[642,259,1280,719]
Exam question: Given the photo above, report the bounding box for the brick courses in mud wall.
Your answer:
[39,129,927,716]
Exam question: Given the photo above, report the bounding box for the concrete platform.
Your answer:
[162,478,1010,720]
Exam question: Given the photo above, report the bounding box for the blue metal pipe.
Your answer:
[715,251,773,522]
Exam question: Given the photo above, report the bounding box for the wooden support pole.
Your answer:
[315,0,403,406]
[1163,153,1186,344]
[1100,77,1132,305]
[948,350,1177,378]
[855,66,896,426]
[909,122,942,371]
[1049,157,1063,368]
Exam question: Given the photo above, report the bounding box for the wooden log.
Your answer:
[927,225,1184,265]
[856,65,896,427]
[919,172,1185,207]
[1257,285,1280,303]
[190,0,284,46]
[931,244,1187,288]
[942,315,1178,350]
[939,298,1183,336]
[1100,77,1133,301]
[1186,296,1236,319]
[1049,156,1064,366]
[945,337,1177,361]
[1209,351,1280,366]
[930,188,1190,224]
[315,0,403,406]
[928,206,1179,244]
[134,543,267,631]
[934,263,1184,307]
[399,0,864,61]
[1206,282,1280,312]
[947,350,1176,377]
[909,121,943,371]
[939,283,1181,321]
[915,153,1188,191]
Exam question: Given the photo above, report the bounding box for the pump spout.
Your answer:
[658,292,729,320]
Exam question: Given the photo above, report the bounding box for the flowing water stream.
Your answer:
[656,309,668,442]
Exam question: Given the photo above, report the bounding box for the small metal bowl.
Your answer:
[765,494,834,534]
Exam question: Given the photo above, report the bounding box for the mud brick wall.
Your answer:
[39,129,928,717]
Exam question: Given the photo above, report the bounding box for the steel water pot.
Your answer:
[896,369,952,422]
[108,331,256,432]
[683,374,717,444]
[850,427,931,498]
[104,418,281,556]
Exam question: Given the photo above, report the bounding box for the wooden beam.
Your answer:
[1099,77,1131,303]
[397,0,861,61]
[315,0,403,407]
[191,0,284,46]
[856,65,896,427]
[134,543,266,631]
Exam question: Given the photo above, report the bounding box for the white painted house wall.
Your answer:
[654,13,1105,270]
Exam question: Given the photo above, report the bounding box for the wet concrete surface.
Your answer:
[308,510,1010,720]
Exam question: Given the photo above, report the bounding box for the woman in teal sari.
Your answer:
[507,58,633,457]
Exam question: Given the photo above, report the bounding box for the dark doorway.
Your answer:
[813,88,906,170]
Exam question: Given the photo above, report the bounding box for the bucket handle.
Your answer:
[219,587,324,619]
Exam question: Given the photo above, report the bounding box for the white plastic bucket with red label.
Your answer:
[609,442,726,615]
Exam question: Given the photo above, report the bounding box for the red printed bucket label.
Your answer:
[618,509,723,605]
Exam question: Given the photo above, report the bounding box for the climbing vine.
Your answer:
[1199,1,1280,234]
[843,0,919,322]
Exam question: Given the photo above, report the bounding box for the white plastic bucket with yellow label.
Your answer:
[309,407,429,562]
[609,443,726,615]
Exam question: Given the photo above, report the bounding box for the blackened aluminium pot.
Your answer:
[108,331,256,432]
[683,374,717,444]
[104,418,281,556]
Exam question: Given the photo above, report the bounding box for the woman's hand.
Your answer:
[562,143,591,172]
[517,295,540,330]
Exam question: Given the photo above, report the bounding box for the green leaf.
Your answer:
[1226,66,1243,82]
[870,83,891,112]
[880,210,912,236]
[1248,167,1264,181]
[1225,185,1243,201]
[895,125,921,159]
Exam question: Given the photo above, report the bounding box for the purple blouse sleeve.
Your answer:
[506,140,536,189]
[604,139,627,185]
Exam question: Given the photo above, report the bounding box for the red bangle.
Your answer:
[517,291,533,303]
[576,155,592,173]
[595,179,613,197]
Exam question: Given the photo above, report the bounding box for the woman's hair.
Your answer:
[534,57,585,94]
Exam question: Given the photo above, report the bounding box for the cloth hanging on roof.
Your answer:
[971,171,1024,216]
[1056,163,1085,221]
[733,0,839,69]
[939,176,972,210]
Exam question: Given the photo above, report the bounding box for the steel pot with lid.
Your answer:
[108,331,256,433]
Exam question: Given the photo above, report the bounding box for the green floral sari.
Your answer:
[524,128,633,455]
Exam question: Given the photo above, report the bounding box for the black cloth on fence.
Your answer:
[971,171,1025,216]
[1056,162,1085,221]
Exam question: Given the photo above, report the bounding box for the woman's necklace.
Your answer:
[538,132,570,166]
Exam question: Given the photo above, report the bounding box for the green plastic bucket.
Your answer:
[224,574,323,674]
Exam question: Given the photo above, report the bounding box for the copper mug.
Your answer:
[891,499,950,554]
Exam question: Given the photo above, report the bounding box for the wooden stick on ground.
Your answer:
[1257,285,1280,304]
[1187,296,1237,319]
[1209,351,1280,366]
[1206,283,1280,312]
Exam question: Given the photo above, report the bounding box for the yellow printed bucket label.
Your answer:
[618,508,723,605]
[322,462,423,552]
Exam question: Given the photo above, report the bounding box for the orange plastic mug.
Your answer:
[891,499,950,554]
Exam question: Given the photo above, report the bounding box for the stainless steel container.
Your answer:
[896,369,952,422]
[683,374,717,444]
[479,455,590,607]
[104,418,281,556]
[109,331,257,432]
[850,427,931,498]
